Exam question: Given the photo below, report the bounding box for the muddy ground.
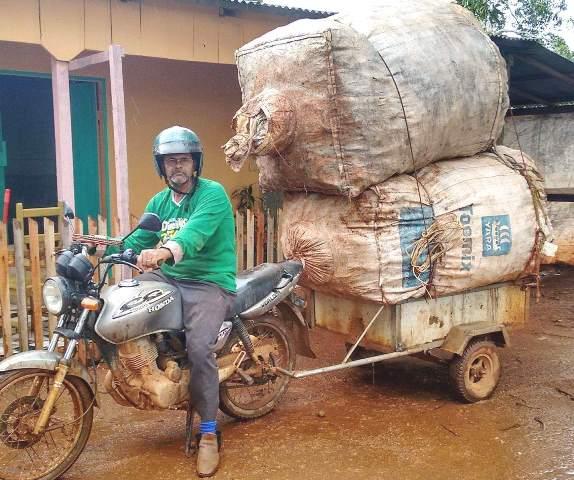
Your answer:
[65,269,574,480]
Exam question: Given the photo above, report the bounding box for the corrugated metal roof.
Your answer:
[492,36,574,108]
[220,0,333,18]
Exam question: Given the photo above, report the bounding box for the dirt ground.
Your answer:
[64,269,574,480]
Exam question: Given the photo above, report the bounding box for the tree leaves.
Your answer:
[458,0,573,60]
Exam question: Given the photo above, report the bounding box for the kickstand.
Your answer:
[185,401,196,457]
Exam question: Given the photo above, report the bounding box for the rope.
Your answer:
[490,145,554,300]
[374,50,435,295]
[408,214,463,288]
[491,147,553,242]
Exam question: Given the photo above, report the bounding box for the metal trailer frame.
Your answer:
[277,282,523,380]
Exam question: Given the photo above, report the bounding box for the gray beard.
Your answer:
[167,175,197,195]
[169,173,190,186]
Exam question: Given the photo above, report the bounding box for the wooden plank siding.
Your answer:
[0,0,292,62]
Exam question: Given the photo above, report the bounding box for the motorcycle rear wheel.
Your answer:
[219,315,295,419]
[0,369,94,480]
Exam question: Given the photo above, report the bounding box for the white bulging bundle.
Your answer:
[224,0,509,197]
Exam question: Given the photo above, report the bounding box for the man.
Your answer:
[121,125,236,477]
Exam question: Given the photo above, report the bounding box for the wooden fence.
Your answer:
[0,207,282,358]
[235,208,283,270]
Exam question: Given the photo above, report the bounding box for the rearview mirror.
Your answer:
[137,212,162,233]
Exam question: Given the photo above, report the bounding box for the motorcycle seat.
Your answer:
[230,263,285,317]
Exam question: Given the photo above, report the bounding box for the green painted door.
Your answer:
[70,81,100,224]
[0,113,6,215]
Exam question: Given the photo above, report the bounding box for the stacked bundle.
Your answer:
[281,147,552,303]
[224,0,554,304]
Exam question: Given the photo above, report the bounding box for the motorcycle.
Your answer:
[0,211,312,480]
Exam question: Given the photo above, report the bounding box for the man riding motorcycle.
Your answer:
[117,125,236,477]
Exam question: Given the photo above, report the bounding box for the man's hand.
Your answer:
[137,247,173,271]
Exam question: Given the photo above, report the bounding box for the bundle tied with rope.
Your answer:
[280,149,549,304]
[223,0,509,197]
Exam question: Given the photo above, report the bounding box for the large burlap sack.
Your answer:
[224,0,509,197]
[281,147,552,304]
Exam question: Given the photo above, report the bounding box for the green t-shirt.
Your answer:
[124,178,237,292]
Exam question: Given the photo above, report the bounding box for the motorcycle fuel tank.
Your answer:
[96,279,183,344]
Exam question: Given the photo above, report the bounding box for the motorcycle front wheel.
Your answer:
[219,315,295,420]
[0,369,94,480]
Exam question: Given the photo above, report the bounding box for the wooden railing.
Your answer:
[0,207,282,358]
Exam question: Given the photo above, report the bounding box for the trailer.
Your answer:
[279,282,529,402]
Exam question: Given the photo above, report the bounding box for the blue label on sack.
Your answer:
[481,215,512,256]
[399,207,434,288]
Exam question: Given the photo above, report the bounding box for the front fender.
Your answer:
[0,351,98,404]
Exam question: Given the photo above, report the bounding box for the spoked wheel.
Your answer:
[219,316,295,419]
[0,369,94,480]
[449,340,501,403]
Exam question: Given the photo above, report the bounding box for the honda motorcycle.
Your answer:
[0,211,312,480]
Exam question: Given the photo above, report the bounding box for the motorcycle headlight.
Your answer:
[42,277,72,315]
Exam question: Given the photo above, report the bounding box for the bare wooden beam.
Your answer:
[51,58,75,211]
[109,45,129,235]
[69,51,110,71]
[515,54,574,89]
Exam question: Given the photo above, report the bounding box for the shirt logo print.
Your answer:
[160,218,188,243]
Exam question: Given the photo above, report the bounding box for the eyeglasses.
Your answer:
[164,156,194,167]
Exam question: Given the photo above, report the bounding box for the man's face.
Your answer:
[163,153,196,191]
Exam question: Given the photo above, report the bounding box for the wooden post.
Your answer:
[87,216,100,283]
[235,211,244,271]
[88,216,98,236]
[0,222,12,357]
[246,209,255,269]
[43,218,57,336]
[266,211,275,263]
[97,214,107,237]
[109,46,130,240]
[13,219,28,352]
[28,219,44,350]
[51,58,75,211]
[74,217,84,235]
[256,209,265,265]
[112,217,121,284]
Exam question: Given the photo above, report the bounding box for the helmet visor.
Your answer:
[154,139,202,156]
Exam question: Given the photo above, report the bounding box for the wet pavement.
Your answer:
[64,269,574,480]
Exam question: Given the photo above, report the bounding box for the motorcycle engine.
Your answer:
[105,336,190,410]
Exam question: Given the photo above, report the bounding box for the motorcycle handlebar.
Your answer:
[102,249,138,266]
[101,249,164,270]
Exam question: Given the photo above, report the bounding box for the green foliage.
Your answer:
[458,0,573,59]
[458,0,508,31]
[547,29,574,61]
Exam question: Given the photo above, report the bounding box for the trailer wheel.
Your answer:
[449,339,501,403]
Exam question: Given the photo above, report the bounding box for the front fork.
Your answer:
[32,309,90,435]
